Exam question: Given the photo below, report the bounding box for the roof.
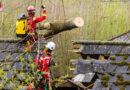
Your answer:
[72,30,130,59]
[74,40,130,54]
[72,40,130,60]
[0,39,45,89]
[110,30,130,42]
[72,57,130,89]
[71,31,130,89]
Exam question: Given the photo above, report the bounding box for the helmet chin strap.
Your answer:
[28,12,35,16]
[45,47,52,52]
[50,52,54,55]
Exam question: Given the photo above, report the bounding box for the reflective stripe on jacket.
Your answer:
[27,10,46,34]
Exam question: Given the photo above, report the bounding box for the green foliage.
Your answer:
[0,52,38,89]
[8,81,17,89]
[28,54,34,63]
[110,56,116,61]
[51,74,69,88]
[111,60,129,66]
[114,81,130,86]
[109,87,112,90]
[128,65,130,70]
[114,81,124,86]
[118,60,127,66]
[101,80,108,87]
[124,81,130,85]
[55,78,64,87]
[126,72,130,75]
[123,55,128,60]
[101,75,110,81]
[0,82,5,89]
[19,55,24,62]
[120,85,125,90]
[117,74,124,81]
[0,68,4,78]
[4,54,11,62]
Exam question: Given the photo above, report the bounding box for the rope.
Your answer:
[61,0,66,20]
[48,0,56,7]
[34,0,37,7]
[0,0,44,53]
[0,0,39,52]
[0,0,58,58]
[37,0,43,54]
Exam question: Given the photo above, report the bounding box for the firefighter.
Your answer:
[26,41,56,90]
[0,2,3,11]
[0,2,1,8]
[25,5,46,51]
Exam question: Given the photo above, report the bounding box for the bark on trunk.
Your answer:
[40,17,84,39]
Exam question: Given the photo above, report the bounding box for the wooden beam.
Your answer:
[85,82,94,89]
[73,45,81,49]
[99,55,106,61]
[70,59,92,62]
[68,49,80,53]
[0,38,22,43]
[72,49,80,53]
[55,63,58,66]
[68,80,86,89]
[70,59,78,62]
[69,68,75,71]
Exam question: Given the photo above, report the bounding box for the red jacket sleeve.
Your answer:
[33,10,46,23]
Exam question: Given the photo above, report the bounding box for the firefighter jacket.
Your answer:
[27,10,46,35]
[35,50,51,79]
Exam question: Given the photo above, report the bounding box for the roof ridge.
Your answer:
[109,30,130,41]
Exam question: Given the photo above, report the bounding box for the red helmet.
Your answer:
[27,5,35,12]
[0,2,1,8]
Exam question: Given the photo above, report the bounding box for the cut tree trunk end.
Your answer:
[40,17,84,39]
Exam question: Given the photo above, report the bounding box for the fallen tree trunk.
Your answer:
[40,17,84,39]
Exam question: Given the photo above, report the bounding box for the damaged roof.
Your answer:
[72,30,130,59]
[71,31,130,90]
[0,39,45,89]
[110,30,130,42]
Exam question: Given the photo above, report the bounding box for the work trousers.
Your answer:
[33,67,49,90]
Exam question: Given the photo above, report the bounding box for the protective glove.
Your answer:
[49,60,56,66]
[41,5,45,9]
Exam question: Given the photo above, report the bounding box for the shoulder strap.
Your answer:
[27,16,33,20]
[37,53,43,68]
[37,52,48,68]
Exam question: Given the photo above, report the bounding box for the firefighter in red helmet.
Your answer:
[25,5,46,51]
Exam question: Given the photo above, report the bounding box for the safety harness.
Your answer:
[37,52,47,69]
[35,51,49,89]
